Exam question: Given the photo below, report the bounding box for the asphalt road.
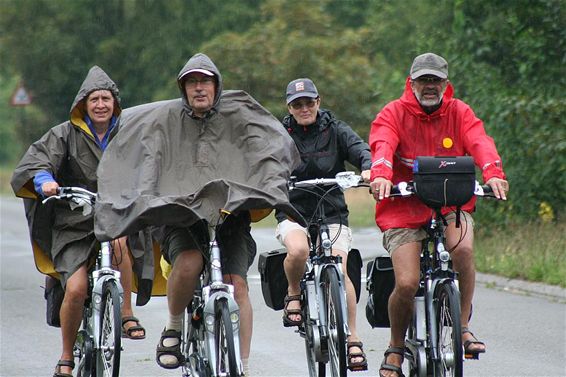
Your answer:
[1,196,565,377]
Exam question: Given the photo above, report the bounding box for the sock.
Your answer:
[166,312,183,332]
[242,358,250,376]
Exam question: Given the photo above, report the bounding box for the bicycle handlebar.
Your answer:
[42,186,97,216]
[389,181,496,198]
[289,171,368,191]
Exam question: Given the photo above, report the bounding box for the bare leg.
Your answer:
[112,237,144,338]
[334,248,365,364]
[446,218,485,353]
[57,265,88,375]
[380,242,420,377]
[158,249,203,367]
[282,230,309,321]
[226,274,252,359]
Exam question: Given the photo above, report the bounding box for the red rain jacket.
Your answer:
[369,77,506,230]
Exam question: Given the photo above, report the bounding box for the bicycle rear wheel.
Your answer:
[213,297,240,376]
[321,266,347,377]
[433,281,463,377]
[96,280,122,377]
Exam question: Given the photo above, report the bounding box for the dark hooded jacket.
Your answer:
[275,109,372,226]
[94,53,303,242]
[11,66,121,281]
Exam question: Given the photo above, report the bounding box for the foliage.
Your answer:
[200,0,378,138]
[0,0,563,223]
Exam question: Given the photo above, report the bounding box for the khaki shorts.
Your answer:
[276,219,353,253]
[383,211,474,255]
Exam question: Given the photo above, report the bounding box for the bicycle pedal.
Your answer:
[464,352,480,360]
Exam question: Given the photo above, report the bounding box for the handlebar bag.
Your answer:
[413,156,475,208]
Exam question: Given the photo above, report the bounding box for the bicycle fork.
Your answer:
[202,240,243,376]
[91,242,123,352]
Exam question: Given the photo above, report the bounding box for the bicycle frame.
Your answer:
[290,172,364,377]
[405,212,461,377]
[183,232,243,377]
[43,187,124,377]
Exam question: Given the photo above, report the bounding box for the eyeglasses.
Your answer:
[289,98,318,110]
[414,76,447,84]
[185,77,215,86]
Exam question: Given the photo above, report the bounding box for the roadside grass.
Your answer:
[475,221,566,288]
[3,163,563,288]
[0,165,13,195]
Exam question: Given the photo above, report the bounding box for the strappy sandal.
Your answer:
[53,359,74,377]
[379,346,405,377]
[347,340,368,371]
[282,294,302,327]
[156,328,185,369]
[462,327,486,356]
[122,315,146,339]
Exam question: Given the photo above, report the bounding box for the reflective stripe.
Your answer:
[372,157,392,169]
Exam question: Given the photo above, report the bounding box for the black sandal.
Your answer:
[379,346,405,377]
[462,327,486,355]
[282,294,302,327]
[347,340,368,371]
[156,328,185,369]
[122,315,146,339]
[53,359,74,377]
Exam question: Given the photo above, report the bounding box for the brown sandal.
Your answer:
[379,346,405,377]
[53,359,74,377]
[347,341,368,371]
[462,327,486,355]
[282,294,302,327]
[122,315,146,340]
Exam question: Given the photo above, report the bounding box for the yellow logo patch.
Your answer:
[443,137,453,149]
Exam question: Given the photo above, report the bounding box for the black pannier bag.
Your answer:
[365,256,395,328]
[44,275,64,327]
[413,156,476,208]
[259,248,364,310]
[258,249,288,311]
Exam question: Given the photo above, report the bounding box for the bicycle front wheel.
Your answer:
[433,281,463,377]
[213,297,240,376]
[321,266,347,377]
[96,280,122,377]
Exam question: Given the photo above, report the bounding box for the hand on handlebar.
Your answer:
[41,181,60,197]
[361,170,371,183]
[370,177,393,202]
[485,177,509,200]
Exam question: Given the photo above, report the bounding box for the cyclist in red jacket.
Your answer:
[369,52,509,377]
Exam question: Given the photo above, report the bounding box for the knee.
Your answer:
[285,244,309,264]
[173,251,203,277]
[452,244,474,264]
[230,276,249,303]
[64,281,88,304]
[394,275,420,299]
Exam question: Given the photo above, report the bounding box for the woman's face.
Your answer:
[288,97,320,126]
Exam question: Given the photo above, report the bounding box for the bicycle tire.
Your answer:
[96,280,122,377]
[433,281,463,377]
[213,297,240,376]
[321,266,348,377]
[76,329,95,377]
[302,289,324,377]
